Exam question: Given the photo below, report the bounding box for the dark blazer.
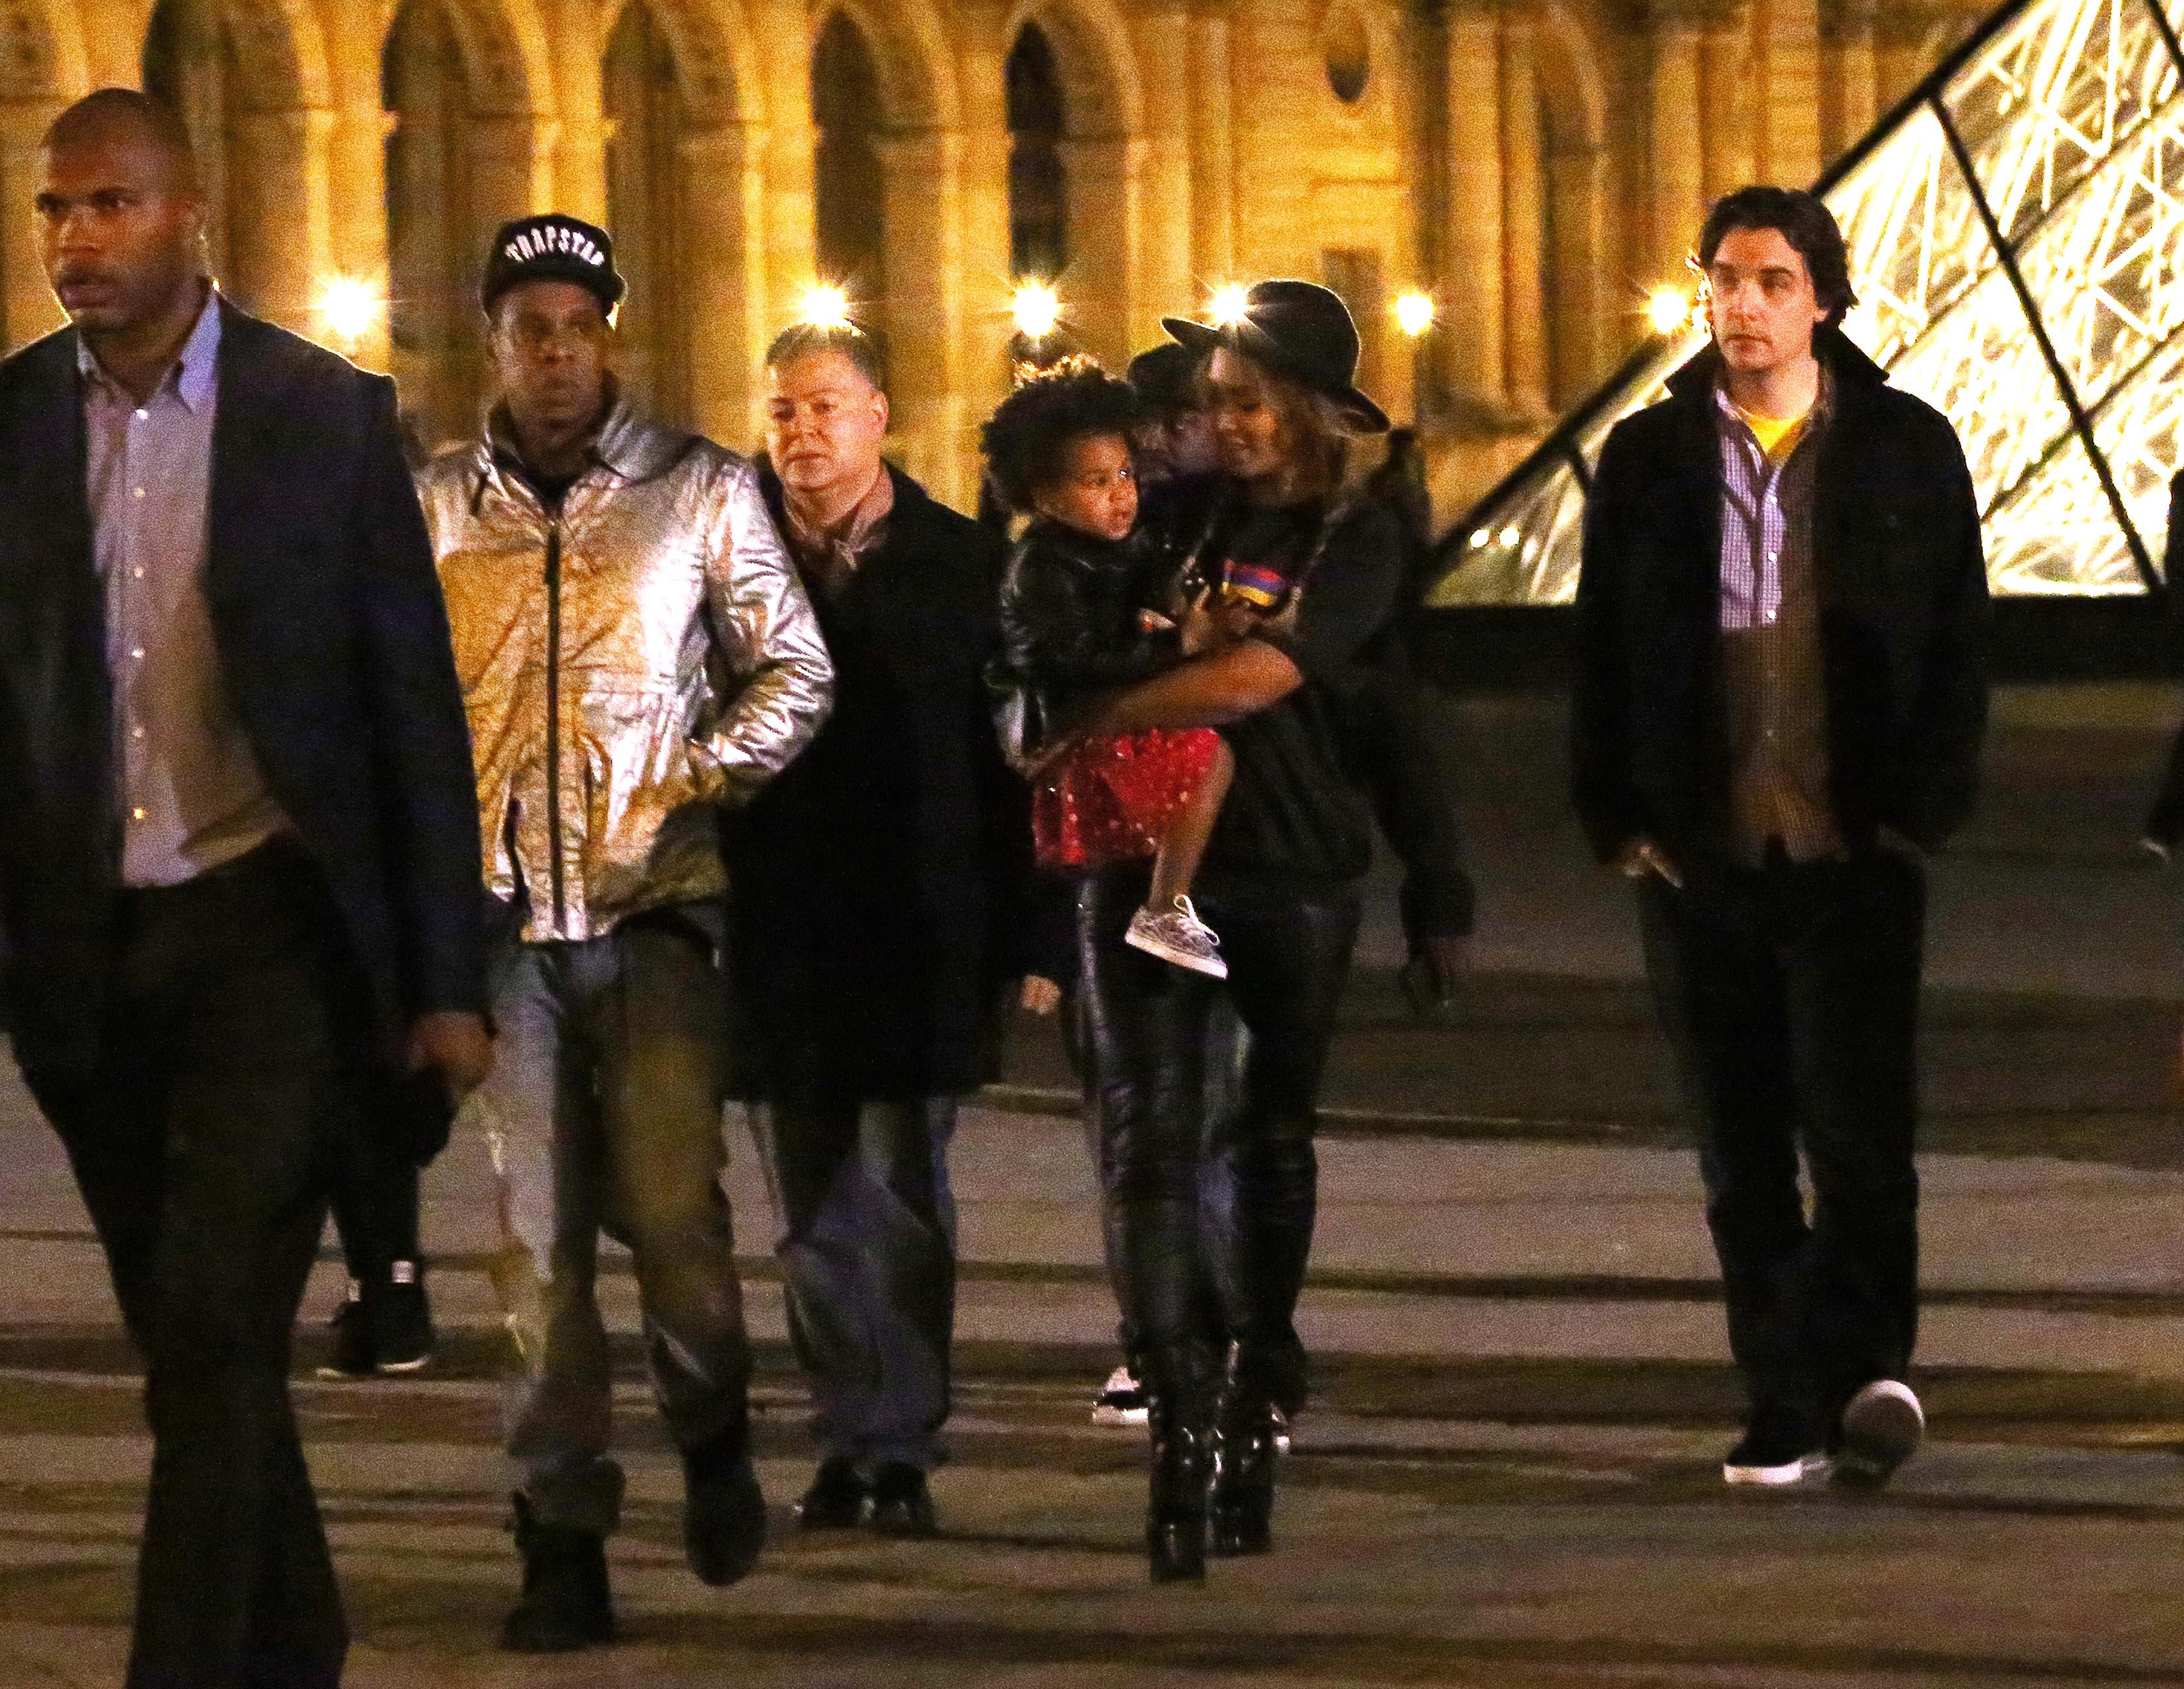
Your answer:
[0,298,486,1075]
[727,464,1031,1101]
[1572,327,1990,869]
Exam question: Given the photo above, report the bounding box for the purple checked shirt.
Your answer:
[83,288,290,887]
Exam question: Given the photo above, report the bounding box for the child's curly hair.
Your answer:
[980,356,1141,514]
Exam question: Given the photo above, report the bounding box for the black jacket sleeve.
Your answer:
[1571,422,1648,862]
[353,373,488,1019]
[1894,415,1990,851]
[998,540,1181,707]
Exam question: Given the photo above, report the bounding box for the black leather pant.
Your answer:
[1075,868,1360,1399]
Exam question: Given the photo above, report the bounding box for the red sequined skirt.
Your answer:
[1032,728,1223,871]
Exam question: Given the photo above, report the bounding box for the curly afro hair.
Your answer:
[980,357,1142,514]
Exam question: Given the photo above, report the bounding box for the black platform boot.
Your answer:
[1141,1348,1208,1584]
[502,1495,614,1652]
[1208,1341,1278,1557]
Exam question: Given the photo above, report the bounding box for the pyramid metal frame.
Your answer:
[1434,0,2184,605]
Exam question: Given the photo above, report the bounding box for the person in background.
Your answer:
[733,322,1034,1540]
[1,89,490,1688]
[1573,186,1987,1492]
[418,215,833,1652]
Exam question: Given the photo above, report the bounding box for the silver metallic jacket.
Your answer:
[417,402,833,942]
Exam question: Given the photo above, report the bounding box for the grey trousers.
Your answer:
[473,908,750,1534]
[753,1095,959,1470]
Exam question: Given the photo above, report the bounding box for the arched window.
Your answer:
[1005,22,1066,283]
[604,2,687,425]
[383,0,480,448]
[812,11,885,332]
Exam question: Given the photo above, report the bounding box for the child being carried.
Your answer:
[988,360,1251,978]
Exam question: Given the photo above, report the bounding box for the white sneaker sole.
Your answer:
[1833,1380,1923,1490]
[1091,1403,1149,1428]
[1723,1455,1810,1487]
[1123,926,1228,977]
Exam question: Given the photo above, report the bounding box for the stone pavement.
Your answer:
[3,684,2184,1686]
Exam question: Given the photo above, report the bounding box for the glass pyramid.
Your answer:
[1434,0,2184,605]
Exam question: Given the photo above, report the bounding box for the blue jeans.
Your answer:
[471,906,750,1534]
[754,1094,960,1470]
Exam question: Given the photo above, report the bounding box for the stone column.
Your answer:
[226,107,335,335]
[1758,0,1824,186]
[322,2,394,369]
[1061,136,1146,367]
[1834,0,1881,157]
[1441,0,1507,418]
[551,10,610,227]
[1648,3,1705,284]
[1546,144,1607,403]
[676,123,763,450]
[1500,3,1548,421]
[0,99,64,351]
[1700,9,1754,202]
[1188,2,1236,287]
[750,0,818,349]
[874,127,970,507]
[952,0,1012,463]
[1136,9,1195,351]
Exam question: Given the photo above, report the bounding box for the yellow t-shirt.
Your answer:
[1735,402,1810,466]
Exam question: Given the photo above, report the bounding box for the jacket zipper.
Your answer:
[543,517,567,931]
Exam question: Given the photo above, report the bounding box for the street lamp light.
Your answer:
[1210,283,1252,326]
[1395,291,1436,338]
[317,275,381,349]
[800,285,854,331]
[1011,281,1061,342]
[1648,288,1695,335]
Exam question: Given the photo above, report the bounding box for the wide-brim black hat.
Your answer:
[1163,279,1389,433]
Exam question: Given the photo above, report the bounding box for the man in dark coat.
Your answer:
[1574,186,1987,1494]
[728,323,1030,1535]
[0,92,489,1687]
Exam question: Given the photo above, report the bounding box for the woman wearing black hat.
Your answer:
[1062,281,1405,1580]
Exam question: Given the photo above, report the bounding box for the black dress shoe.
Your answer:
[682,1430,768,1586]
[868,1462,937,1537]
[501,1496,614,1653]
[795,1456,869,1530]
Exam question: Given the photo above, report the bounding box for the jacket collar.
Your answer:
[1664,324,1886,405]
[482,384,696,499]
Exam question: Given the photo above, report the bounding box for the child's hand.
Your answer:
[1179,587,1230,655]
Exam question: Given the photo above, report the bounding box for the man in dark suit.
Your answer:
[0,91,489,1687]
[728,323,1030,1537]
[1574,186,1987,1493]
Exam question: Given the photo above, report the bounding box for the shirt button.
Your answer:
[129,806,146,822]
[133,409,148,421]
[129,647,144,660]
[132,486,145,499]
[130,566,145,580]
[131,727,145,740]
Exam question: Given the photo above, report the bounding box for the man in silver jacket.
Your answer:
[415,215,832,1654]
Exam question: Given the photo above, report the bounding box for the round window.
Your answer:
[1325,8,1369,104]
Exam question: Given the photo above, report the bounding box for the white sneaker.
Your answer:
[1831,1379,1924,1490]
[1125,896,1227,977]
[1091,1365,1149,1428]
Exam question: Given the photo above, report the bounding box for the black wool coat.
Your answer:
[0,300,487,1079]
[1572,328,1991,870]
[727,465,1031,1101]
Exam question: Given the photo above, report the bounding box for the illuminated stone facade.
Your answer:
[0,0,1978,509]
